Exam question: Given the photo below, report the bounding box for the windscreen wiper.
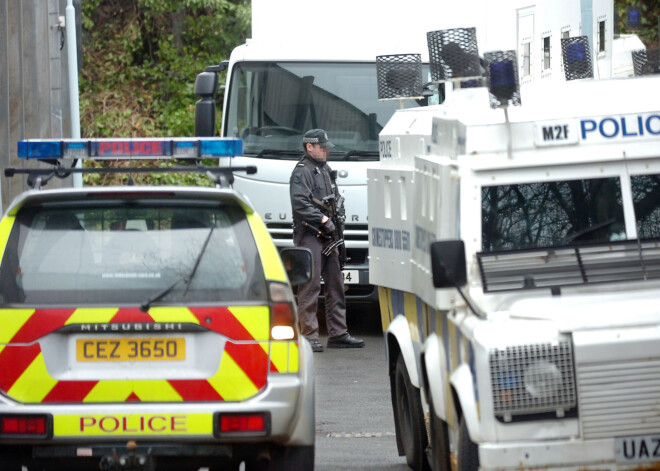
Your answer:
[338,150,380,161]
[255,149,303,159]
[140,225,215,312]
[566,218,616,243]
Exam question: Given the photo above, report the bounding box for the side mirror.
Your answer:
[280,247,313,287]
[194,71,219,137]
[431,240,467,288]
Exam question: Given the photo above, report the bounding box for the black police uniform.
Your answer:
[290,130,364,351]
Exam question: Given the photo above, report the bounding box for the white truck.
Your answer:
[208,0,450,303]
[194,0,641,306]
[368,54,660,471]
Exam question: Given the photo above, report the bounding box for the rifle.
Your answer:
[313,194,348,269]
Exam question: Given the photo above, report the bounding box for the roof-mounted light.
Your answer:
[17,140,62,159]
[625,6,642,32]
[17,138,243,160]
[484,50,521,109]
[561,36,593,81]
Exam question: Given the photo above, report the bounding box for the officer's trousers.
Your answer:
[293,226,348,341]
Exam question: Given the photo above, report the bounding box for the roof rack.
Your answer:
[6,137,253,189]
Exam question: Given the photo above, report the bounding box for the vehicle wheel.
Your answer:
[429,401,451,471]
[395,355,430,471]
[457,415,479,471]
[264,445,314,471]
[1,458,22,471]
[1,451,27,471]
[208,457,242,471]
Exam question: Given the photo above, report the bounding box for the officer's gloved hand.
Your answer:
[323,219,336,234]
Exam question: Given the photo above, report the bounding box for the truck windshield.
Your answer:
[0,203,267,305]
[224,61,438,161]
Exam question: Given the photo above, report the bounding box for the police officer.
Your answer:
[290,129,365,352]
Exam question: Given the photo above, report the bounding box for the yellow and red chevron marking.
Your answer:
[0,306,296,404]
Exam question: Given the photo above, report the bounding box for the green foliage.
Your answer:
[80,0,249,138]
[80,0,249,185]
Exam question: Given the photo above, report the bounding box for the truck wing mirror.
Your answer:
[280,247,313,287]
[205,60,229,73]
[431,240,467,288]
[194,71,219,137]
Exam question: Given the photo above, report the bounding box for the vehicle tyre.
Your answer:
[395,355,430,471]
[1,450,28,471]
[1,457,22,471]
[429,401,451,471]
[209,461,240,471]
[263,445,314,471]
[457,415,479,471]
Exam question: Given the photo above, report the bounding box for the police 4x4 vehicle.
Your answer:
[0,137,314,471]
[368,29,660,471]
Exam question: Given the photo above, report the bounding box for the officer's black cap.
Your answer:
[302,129,335,149]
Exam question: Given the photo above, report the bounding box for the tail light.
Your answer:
[268,282,297,340]
[0,414,51,438]
[215,412,269,437]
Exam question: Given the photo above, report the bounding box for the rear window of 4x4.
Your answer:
[0,202,267,305]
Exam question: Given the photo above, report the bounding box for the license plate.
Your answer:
[76,337,185,362]
[342,269,359,284]
[615,434,660,463]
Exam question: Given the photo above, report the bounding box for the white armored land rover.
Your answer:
[369,73,660,470]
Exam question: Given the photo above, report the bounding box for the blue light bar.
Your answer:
[17,138,244,160]
[18,140,62,158]
[200,139,244,157]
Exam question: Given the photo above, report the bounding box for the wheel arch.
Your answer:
[420,333,447,421]
[386,314,420,387]
[449,363,482,443]
[386,314,422,457]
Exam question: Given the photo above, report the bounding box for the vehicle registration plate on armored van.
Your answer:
[615,434,660,463]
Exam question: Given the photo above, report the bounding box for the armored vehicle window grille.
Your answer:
[561,36,593,80]
[631,48,660,76]
[427,27,482,82]
[489,342,576,419]
[376,54,423,100]
[477,239,660,293]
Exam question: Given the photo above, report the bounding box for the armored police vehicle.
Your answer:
[369,50,660,471]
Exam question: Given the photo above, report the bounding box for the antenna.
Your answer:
[561,36,593,81]
[484,51,521,159]
[427,27,483,88]
[376,54,424,109]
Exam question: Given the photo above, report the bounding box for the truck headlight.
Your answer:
[489,341,576,422]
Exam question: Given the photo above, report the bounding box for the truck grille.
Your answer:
[578,358,660,439]
[266,223,369,242]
